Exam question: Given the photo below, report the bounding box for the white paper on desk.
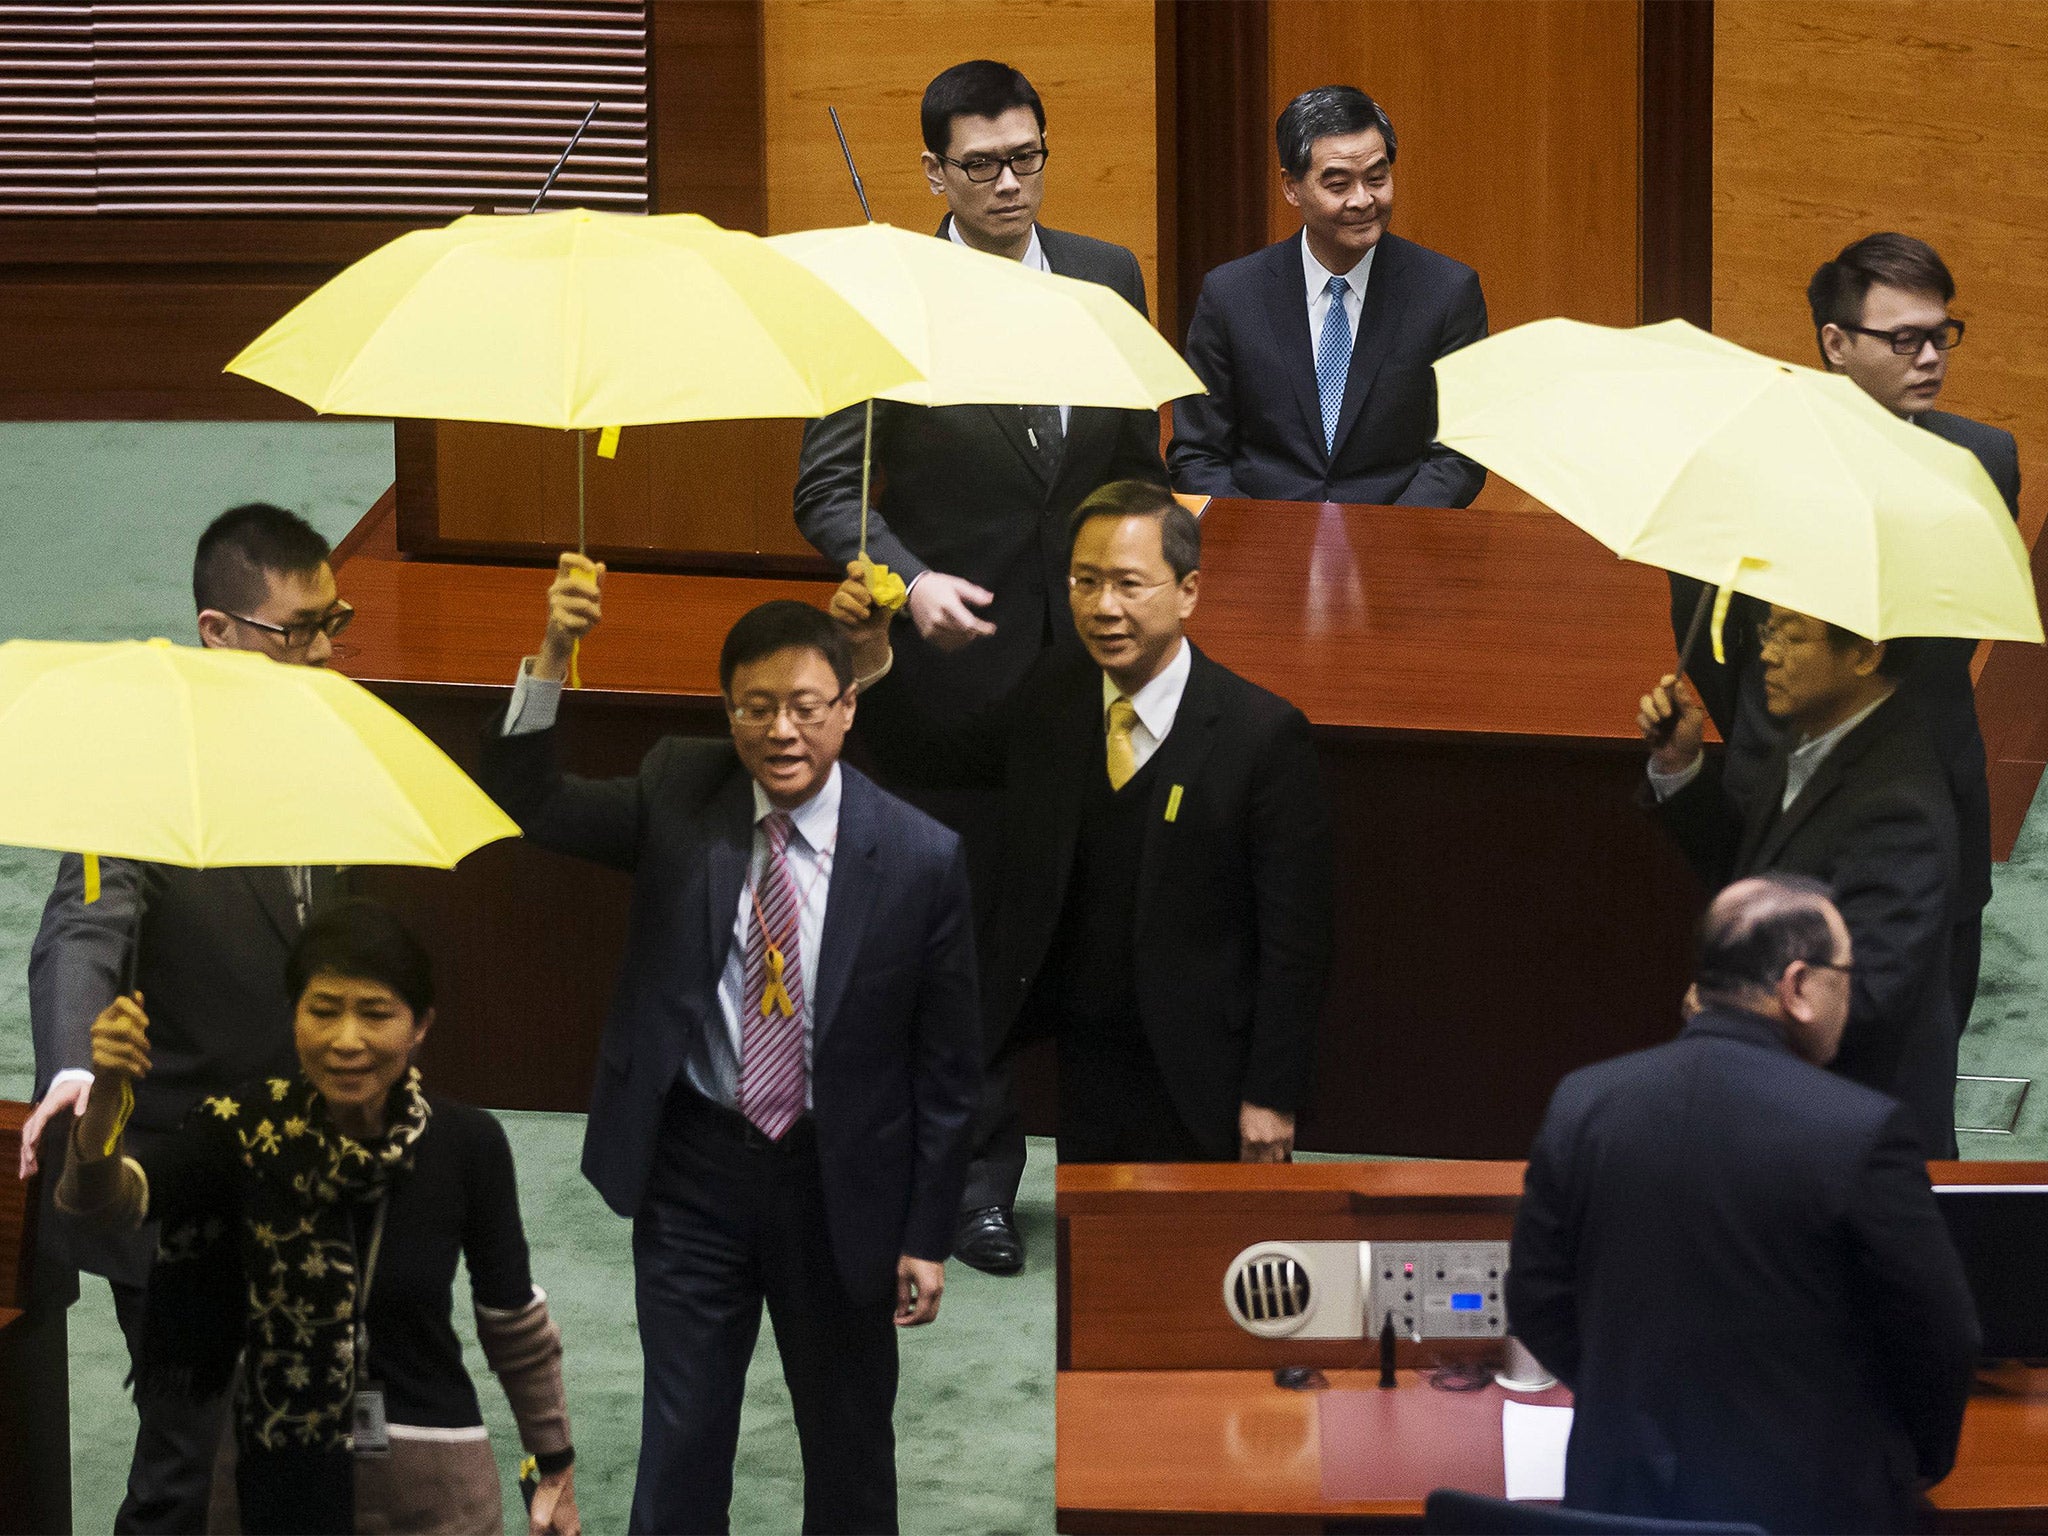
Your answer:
[1502,1400,1573,1501]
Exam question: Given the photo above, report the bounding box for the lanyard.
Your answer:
[746,825,832,1019]
[352,1194,390,1368]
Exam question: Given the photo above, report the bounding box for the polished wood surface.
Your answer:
[1639,0,1714,328]
[1712,1,2048,551]
[759,0,1160,308]
[1056,1366,2048,1535]
[1162,0,1272,350]
[1267,2,1643,335]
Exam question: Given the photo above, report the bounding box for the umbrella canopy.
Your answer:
[0,639,519,869]
[225,208,922,428]
[1434,316,2041,644]
[764,222,1204,410]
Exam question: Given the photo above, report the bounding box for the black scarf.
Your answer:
[137,1069,431,1459]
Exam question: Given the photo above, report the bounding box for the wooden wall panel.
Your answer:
[758,0,1159,308]
[1267,1,1642,335]
[1713,1,2048,548]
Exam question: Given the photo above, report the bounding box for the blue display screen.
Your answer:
[1449,1292,1483,1312]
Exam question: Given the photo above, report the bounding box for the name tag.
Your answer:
[353,1383,390,1456]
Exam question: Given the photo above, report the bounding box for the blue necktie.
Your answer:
[1316,274,1352,455]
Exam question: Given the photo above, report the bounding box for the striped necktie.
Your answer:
[1317,274,1352,454]
[739,812,808,1140]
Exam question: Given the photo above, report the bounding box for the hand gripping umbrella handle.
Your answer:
[1648,582,1715,750]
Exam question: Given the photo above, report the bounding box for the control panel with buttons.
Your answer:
[1366,1241,1509,1340]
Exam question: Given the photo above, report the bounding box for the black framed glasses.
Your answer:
[938,145,1049,183]
[727,690,848,730]
[1844,319,1965,355]
[1805,958,1856,977]
[229,600,354,651]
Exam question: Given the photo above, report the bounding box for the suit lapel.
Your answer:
[1136,646,1220,918]
[1735,748,1791,874]
[1748,704,1891,870]
[701,771,754,969]
[1261,239,1326,460]
[243,867,300,947]
[812,770,879,1046]
[1330,239,1396,457]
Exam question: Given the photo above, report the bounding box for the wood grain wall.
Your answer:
[759,0,1160,307]
[1266,0,1643,335]
[1713,0,2047,548]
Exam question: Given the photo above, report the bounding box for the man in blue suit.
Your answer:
[479,561,981,1535]
[1168,85,1488,507]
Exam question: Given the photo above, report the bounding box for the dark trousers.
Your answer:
[110,1277,233,1535]
[1056,1021,1212,1164]
[630,1090,900,1536]
[1953,911,1984,1036]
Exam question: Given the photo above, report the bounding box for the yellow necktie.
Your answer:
[1106,697,1138,790]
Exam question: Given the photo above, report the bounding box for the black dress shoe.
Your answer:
[954,1205,1024,1275]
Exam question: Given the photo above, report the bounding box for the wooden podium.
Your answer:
[1055,1160,2048,1534]
[0,1102,69,1535]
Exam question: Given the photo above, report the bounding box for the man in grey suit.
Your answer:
[18,502,353,1533]
[794,58,1168,732]
[794,59,1166,1276]
[1169,86,1489,507]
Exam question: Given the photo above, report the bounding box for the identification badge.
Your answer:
[353,1383,390,1456]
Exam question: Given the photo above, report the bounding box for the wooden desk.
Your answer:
[330,491,2037,1155]
[1056,1161,2048,1534]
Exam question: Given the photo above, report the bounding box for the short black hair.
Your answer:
[1694,873,1841,998]
[1067,479,1201,581]
[287,898,435,1017]
[193,502,331,617]
[1807,233,1955,359]
[719,600,853,695]
[1276,86,1397,179]
[921,60,1045,156]
[1822,622,1910,679]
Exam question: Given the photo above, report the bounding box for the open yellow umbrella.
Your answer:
[1434,317,2041,653]
[765,221,1205,604]
[0,639,519,875]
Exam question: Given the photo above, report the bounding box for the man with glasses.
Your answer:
[795,58,1166,1278]
[1673,233,2021,1037]
[480,560,980,1534]
[20,501,350,1532]
[833,481,1333,1247]
[1508,874,1978,1534]
[1637,604,1962,1157]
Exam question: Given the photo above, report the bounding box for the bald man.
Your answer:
[1509,875,1979,1534]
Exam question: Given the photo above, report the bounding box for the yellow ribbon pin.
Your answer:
[1165,784,1184,822]
[84,852,101,903]
[759,946,796,1019]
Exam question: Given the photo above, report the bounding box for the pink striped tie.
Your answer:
[739,812,808,1140]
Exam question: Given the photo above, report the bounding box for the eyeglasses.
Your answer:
[1843,319,1965,355]
[727,690,848,730]
[1069,573,1178,604]
[938,145,1049,183]
[228,600,354,651]
[1804,959,1856,977]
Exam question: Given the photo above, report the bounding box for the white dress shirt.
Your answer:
[504,662,837,1111]
[1647,692,1891,811]
[1102,637,1193,774]
[948,219,1070,434]
[1302,229,1374,371]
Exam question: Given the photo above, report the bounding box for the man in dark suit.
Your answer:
[1671,233,2021,1031]
[1168,85,1487,507]
[1508,874,1980,1534]
[794,58,1167,730]
[1639,605,1961,1156]
[19,502,353,1534]
[833,481,1333,1255]
[478,569,980,1535]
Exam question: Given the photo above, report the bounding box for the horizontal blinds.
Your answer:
[1,5,95,213]
[1,1,649,216]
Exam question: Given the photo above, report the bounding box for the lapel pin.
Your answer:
[1165,784,1184,823]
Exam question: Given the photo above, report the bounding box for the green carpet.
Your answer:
[4,421,2046,1532]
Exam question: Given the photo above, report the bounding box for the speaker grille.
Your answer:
[1226,1249,1312,1335]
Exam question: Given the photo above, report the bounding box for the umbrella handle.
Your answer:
[570,429,588,689]
[859,398,872,561]
[1647,582,1715,751]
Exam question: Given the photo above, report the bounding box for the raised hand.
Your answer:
[537,553,606,682]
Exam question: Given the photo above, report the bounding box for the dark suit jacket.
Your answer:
[1168,231,1487,507]
[477,732,982,1304]
[793,218,1168,727]
[857,641,1333,1154]
[1670,407,2021,910]
[1508,1005,1980,1535]
[29,856,317,1284]
[1653,692,1961,1156]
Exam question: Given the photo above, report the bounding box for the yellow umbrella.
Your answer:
[1434,316,2041,652]
[765,222,1206,605]
[225,208,921,431]
[0,639,519,875]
